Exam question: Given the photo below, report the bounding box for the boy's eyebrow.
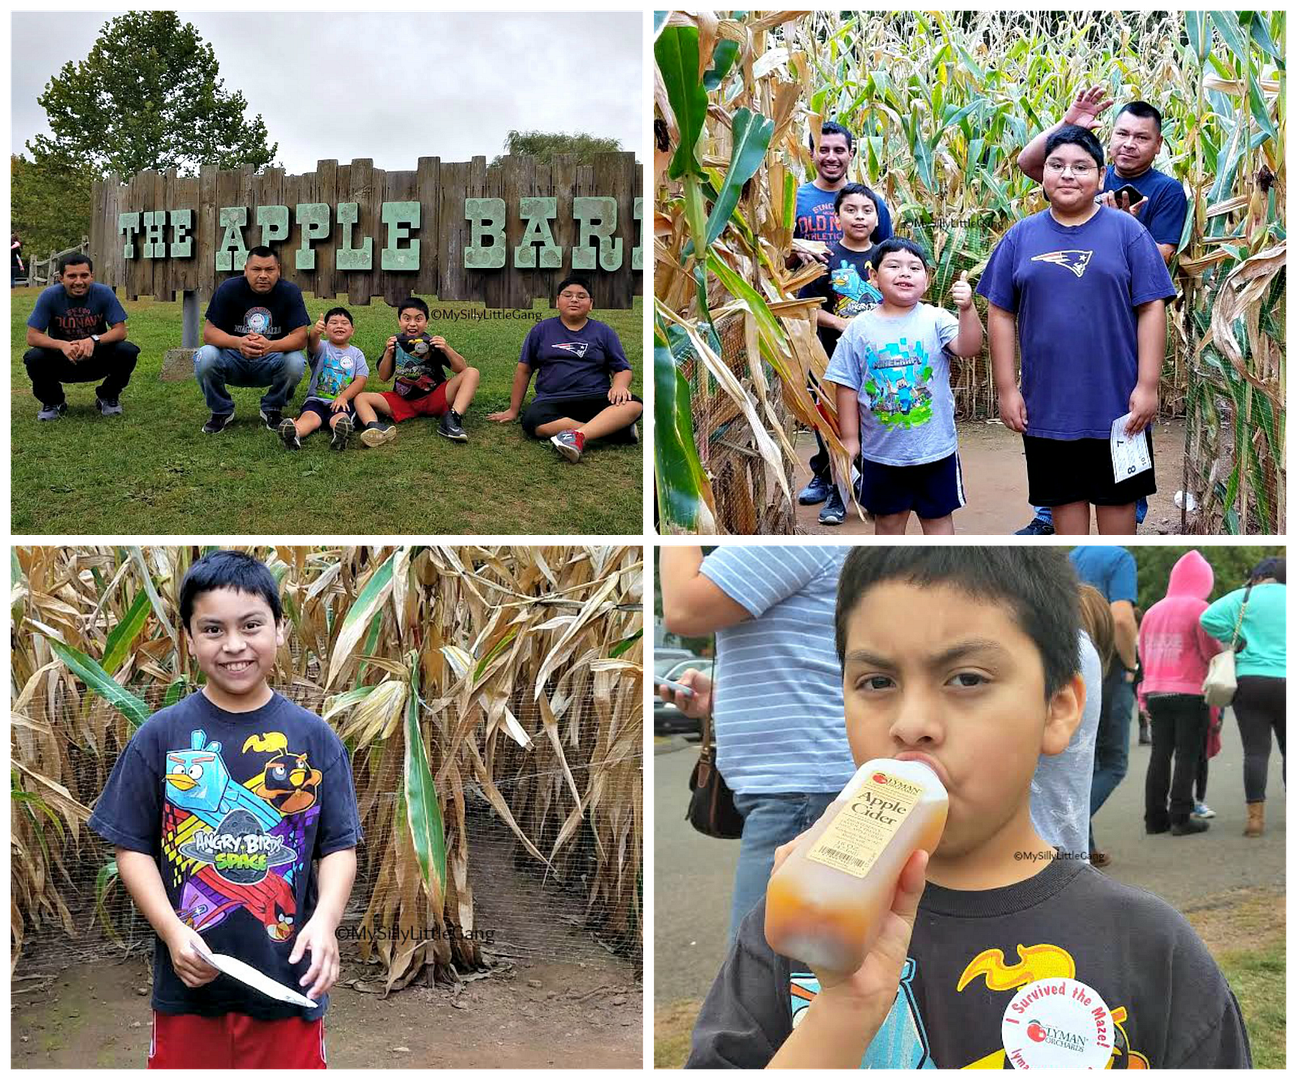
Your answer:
[845,639,1011,669]
[194,609,269,624]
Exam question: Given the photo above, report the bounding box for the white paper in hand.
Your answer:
[193,937,318,1009]
[1110,413,1152,482]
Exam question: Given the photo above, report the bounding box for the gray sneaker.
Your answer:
[360,420,397,447]
[278,417,301,450]
[330,413,354,450]
[37,403,67,421]
[96,397,123,417]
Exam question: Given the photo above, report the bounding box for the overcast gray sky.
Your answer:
[12,11,642,170]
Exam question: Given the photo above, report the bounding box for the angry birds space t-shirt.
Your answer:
[89,691,362,1021]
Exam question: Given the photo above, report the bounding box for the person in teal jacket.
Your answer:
[1200,557,1286,836]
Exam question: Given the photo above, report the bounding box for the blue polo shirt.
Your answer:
[1103,165,1189,249]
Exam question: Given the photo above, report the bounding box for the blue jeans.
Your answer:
[729,791,838,942]
[193,345,306,415]
[1089,672,1134,849]
[1033,499,1148,526]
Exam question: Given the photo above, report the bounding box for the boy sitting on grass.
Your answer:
[278,307,368,451]
[686,547,1250,1069]
[352,296,480,445]
[824,239,983,535]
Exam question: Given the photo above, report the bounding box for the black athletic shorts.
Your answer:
[1023,430,1156,507]
[520,392,643,439]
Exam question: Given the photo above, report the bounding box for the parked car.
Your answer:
[653,657,714,737]
[653,649,693,679]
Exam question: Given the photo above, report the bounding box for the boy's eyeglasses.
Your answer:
[1044,160,1096,177]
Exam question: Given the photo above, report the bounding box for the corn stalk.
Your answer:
[10,546,643,989]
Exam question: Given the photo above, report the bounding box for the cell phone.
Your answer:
[657,679,695,698]
[1108,184,1144,205]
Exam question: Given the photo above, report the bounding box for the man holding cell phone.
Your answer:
[1012,89,1187,536]
[1017,89,1188,266]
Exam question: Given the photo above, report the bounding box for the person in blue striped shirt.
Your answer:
[660,545,855,939]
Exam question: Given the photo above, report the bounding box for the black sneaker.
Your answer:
[330,413,353,450]
[438,409,467,442]
[799,474,832,505]
[37,402,67,422]
[1015,517,1055,535]
[202,411,235,434]
[360,420,397,447]
[1170,818,1210,836]
[818,487,846,526]
[278,417,301,450]
[260,407,283,431]
[96,397,123,417]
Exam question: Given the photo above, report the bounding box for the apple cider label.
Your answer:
[806,769,922,878]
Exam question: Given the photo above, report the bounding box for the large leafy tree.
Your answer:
[26,11,277,177]
[10,154,95,261]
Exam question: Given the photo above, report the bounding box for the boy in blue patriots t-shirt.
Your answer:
[978,124,1176,536]
[488,275,642,463]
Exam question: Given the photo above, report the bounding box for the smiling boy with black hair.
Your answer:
[688,546,1250,1069]
[88,550,362,1068]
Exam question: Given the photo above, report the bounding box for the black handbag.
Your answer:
[686,706,744,839]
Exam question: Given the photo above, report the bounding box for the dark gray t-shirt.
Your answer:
[88,691,362,1021]
[689,857,1250,1068]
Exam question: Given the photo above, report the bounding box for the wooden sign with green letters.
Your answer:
[89,154,643,309]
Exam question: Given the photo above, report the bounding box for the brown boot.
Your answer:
[1244,802,1265,837]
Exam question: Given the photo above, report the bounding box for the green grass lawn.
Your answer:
[11,288,643,534]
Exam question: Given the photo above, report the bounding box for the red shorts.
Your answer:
[148,1010,326,1068]
[381,383,449,422]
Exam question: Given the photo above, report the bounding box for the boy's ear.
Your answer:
[275,618,286,649]
[1041,671,1085,757]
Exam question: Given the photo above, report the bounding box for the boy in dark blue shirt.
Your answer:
[488,276,642,463]
[979,126,1175,535]
[88,551,362,1068]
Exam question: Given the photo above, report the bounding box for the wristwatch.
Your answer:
[90,334,101,345]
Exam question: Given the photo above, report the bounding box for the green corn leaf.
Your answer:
[656,26,709,180]
[94,859,124,946]
[704,39,741,90]
[704,108,775,248]
[129,547,177,650]
[1210,11,1249,62]
[47,638,151,729]
[325,552,396,687]
[1185,11,1211,61]
[102,589,151,676]
[609,628,644,659]
[1245,12,1282,60]
[403,653,447,905]
[1247,73,1277,142]
[163,679,187,709]
[654,341,714,532]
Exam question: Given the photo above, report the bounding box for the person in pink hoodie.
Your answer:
[1138,550,1224,836]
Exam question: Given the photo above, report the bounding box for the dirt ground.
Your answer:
[794,418,1190,535]
[12,829,642,1069]
[11,947,641,1069]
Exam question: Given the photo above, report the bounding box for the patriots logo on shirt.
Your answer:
[1030,250,1093,279]
[553,342,589,358]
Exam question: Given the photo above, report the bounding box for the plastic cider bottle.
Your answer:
[765,758,948,973]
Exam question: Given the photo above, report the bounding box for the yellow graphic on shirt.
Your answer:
[957,944,1149,1069]
[1030,250,1093,278]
